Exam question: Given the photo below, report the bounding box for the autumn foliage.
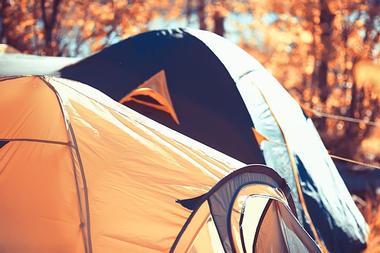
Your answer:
[1,0,378,163]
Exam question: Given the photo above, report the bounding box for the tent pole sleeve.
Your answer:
[40,76,93,253]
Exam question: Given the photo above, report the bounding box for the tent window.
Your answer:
[253,200,321,253]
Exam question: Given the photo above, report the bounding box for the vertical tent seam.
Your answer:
[255,87,328,253]
[183,212,211,253]
[39,76,93,253]
[238,204,248,253]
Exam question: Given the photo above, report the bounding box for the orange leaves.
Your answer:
[353,61,380,95]
[0,0,187,56]
[82,21,96,39]
[304,56,315,74]
[361,196,380,253]
[300,30,313,44]
[90,37,105,53]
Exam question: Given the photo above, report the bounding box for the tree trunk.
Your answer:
[213,9,225,36]
[197,0,207,30]
[0,0,9,43]
[41,0,61,55]
[317,0,334,103]
[314,0,334,134]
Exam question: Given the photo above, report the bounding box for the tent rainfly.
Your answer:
[0,76,320,253]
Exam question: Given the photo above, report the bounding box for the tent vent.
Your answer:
[120,70,179,124]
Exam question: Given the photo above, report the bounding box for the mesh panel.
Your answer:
[208,171,284,252]
[254,201,321,253]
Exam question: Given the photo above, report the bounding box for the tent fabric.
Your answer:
[0,76,320,253]
[60,29,265,165]
[0,28,368,252]
[254,200,316,253]
[0,53,79,75]
[120,70,179,124]
[0,76,240,253]
[172,165,321,253]
[189,30,367,251]
[57,29,368,253]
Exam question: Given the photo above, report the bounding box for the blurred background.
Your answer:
[0,0,379,250]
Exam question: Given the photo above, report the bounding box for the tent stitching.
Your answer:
[40,76,93,253]
[0,138,71,146]
[238,203,247,253]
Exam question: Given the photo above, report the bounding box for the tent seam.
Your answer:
[239,204,247,253]
[39,76,93,253]
[0,138,71,146]
[0,75,26,82]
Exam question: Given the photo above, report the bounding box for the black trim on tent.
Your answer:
[252,199,273,253]
[0,138,70,146]
[0,140,9,149]
[0,76,25,83]
[176,165,295,216]
[171,164,296,253]
[41,77,93,253]
[176,194,205,210]
[239,204,247,253]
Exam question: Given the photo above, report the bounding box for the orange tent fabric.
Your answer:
[0,76,243,253]
[0,76,319,253]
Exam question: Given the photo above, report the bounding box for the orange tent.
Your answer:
[0,76,319,253]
